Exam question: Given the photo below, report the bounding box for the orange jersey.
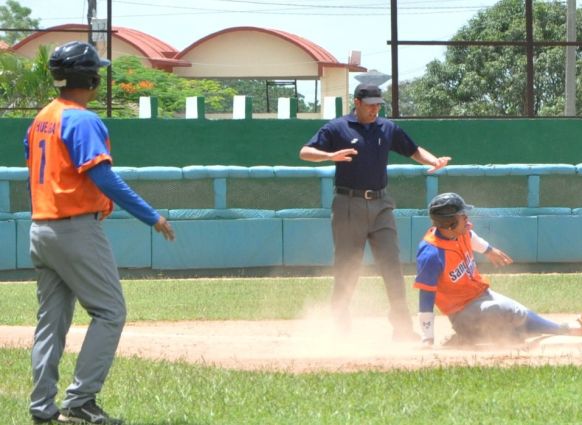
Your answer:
[414,227,489,315]
[24,98,113,220]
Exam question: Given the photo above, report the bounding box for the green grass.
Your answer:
[1,273,581,326]
[1,347,581,425]
[2,273,582,424]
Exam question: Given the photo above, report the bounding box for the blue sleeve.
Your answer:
[419,290,436,313]
[61,109,110,169]
[24,125,31,161]
[390,125,419,157]
[87,162,160,226]
[415,242,444,313]
[305,122,335,152]
[416,242,445,287]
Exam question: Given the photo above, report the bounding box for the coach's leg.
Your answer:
[29,223,76,419]
[46,217,126,409]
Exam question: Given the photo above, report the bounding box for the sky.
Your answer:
[4,0,579,100]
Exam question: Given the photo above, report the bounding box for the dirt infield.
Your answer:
[2,314,582,372]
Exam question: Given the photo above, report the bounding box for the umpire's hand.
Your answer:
[154,216,175,241]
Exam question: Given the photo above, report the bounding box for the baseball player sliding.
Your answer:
[26,41,174,425]
[414,192,582,347]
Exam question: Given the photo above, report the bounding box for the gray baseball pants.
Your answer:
[29,213,126,419]
[331,192,413,332]
[449,289,528,341]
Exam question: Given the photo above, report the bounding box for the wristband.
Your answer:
[418,312,435,342]
[484,245,493,253]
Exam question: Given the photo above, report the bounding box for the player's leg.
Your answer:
[331,195,367,332]
[447,290,512,343]
[479,290,582,337]
[29,223,76,421]
[368,196,415,339]
[42,215,126,412]
[476,289,529,341]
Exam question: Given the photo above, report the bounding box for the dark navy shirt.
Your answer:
[305,113,419,190]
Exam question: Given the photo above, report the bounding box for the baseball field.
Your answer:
[1,274,582,424]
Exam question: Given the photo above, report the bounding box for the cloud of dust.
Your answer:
[282,299,421,364]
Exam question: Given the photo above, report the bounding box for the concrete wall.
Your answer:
[3,165,582,272]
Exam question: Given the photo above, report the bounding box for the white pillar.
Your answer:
[277,98,291,119]
[185,97,199,119]
[139,96,152,119]
[233,95,248,119]
[322,97,338,119]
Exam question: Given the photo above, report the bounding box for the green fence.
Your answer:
[2,118,582,167]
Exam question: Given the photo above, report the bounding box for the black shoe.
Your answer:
[31,412,62,424]
[59,399,123,425]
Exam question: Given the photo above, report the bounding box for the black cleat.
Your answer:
[59,399,123,425]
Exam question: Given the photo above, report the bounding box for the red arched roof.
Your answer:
[11,24,190,70]
[177,26,364,71]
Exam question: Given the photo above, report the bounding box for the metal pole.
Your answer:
[314,79,318,113]
[107,0,112,117]
[565,0,576,116]
[87,0,96,46]
[390,0,399,118]
[525,0,534,117]
[266,81,270,113]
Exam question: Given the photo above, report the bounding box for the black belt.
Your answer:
[59,213,99,220]
[335,186,386,200]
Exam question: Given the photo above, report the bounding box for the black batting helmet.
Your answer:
[49,41,110,90]
[428,192,473,228]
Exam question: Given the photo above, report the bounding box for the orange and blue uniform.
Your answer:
[25,98,113,220]
[414,226,568,342]
[414,227,489,315]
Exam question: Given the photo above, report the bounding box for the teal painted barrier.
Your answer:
[0,220,16,270]
[3,164,582,271]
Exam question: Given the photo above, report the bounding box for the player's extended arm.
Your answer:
[87,162,175,241]
[411,147,451,173]
[299,146,357,163]
[471,231,512,267]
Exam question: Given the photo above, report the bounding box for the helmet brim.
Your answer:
[431,203,473,217]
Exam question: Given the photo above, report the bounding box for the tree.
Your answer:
[0,51,313,117]
[92,56,238,118]
[402,0,582,117]
[93,57,313,117]
[0,45,53,117]
[0,0,40,46]
[219,79,313,113]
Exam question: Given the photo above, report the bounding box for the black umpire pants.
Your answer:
[331,191,414,333]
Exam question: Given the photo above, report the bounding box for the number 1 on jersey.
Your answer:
[39,139,46,184]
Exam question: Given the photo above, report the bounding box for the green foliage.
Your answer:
[0,45,54,117]
[0,0,39,45]
[91,56,237,118]
[402,0,582,117]
[220,79,315,113]
[0,51,313,117]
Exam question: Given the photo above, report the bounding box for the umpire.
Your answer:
[299,83,450,341]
